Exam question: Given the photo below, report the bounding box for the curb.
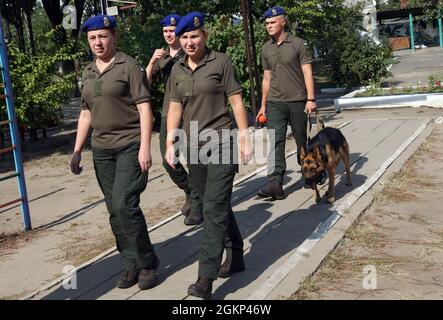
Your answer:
[335,92,443,112]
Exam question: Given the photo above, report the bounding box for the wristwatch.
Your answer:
[307,98,316,102]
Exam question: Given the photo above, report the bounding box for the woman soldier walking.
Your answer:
[70,14,159,290]
[146,14,203,226]
[166,12,252,299]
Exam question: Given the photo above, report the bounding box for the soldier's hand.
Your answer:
[70,151,83,175]
[305,101,317,114]
[149,48,166,65]
[138,146,151,173]
[256,106,267,122]
[241,143,253,165]
[240,130,253,165]
[165,144,176,169]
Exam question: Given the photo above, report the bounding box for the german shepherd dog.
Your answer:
[300,127,352,204]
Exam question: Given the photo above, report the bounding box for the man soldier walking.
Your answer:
[257,6,317,199]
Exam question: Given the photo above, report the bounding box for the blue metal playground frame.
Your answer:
[0,15,31,230]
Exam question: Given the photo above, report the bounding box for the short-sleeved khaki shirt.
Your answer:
[151,47,185,116]
[81,51,151,149]
[170,48,242,147]
[261,33,312,102]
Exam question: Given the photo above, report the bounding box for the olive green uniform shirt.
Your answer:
[261,33,312,102]
[151,47,185,117]
[170,48,242,147]
[81,51,151,149]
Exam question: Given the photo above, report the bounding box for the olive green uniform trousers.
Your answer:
[92,142,158,271]
[187,142,244,279]
[267,101,308,184]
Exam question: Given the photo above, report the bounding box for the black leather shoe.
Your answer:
[187,276,214,299]
[138,256,160,290]
[218,258,245,278]
[184,210,203,226]
[117,270,139,289]
[257,180,285,199]
[181,192,191,217]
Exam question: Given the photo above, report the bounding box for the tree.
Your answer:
[41,0,87,73]
[379,0,443,20]
[137,0,241,18]
[0,0,27,50]
[22,0,37,54]
[7,32,84,140]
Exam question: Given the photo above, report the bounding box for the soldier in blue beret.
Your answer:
[173,11,204,37]
[80,14,116,32]
[71,14,160,291]
[146,14,204,227]
[159,13,181,27]
[166,11,252,299]
[262,5,286,19]
[257,6,318,199]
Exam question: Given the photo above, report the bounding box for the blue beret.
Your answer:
[160,14,181,27]
[262,6,286,19]
[81,15,116,32]
[174,12,204,37]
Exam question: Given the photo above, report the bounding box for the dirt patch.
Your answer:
[0,229,48,260]
[292,125,443,300]
[56,228,115,266]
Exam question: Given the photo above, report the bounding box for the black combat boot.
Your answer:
[257,179,285,199]
[218,256,245,278]
[181,192,191,217]
[184,210,204,225]
[117,270,139,289]
[138,255,160,290]
[187,276,214,299]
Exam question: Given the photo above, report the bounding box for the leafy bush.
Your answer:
[315,4,393,88]
[7,31,84,134]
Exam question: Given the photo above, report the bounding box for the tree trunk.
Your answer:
[42,0,84,75]
[42,0,64,28]
[15,19,26,51]
[5,18,12,41]
[25,11,36,55]
[93,0,99,15]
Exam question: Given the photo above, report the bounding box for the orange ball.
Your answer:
[258,114,267,124]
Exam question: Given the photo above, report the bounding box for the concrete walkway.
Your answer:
[383,47,443,87]
[29,114,434,300]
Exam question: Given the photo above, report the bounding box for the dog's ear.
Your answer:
[300,144,306,160]
[313,145,322,162]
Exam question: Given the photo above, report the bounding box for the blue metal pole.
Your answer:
[0,16,32,230]
[439,17,442,48]
[409,13,415,52]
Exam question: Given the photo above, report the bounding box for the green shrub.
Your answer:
[7,32,84,133]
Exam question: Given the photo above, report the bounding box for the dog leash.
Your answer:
[306,111,325,147]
